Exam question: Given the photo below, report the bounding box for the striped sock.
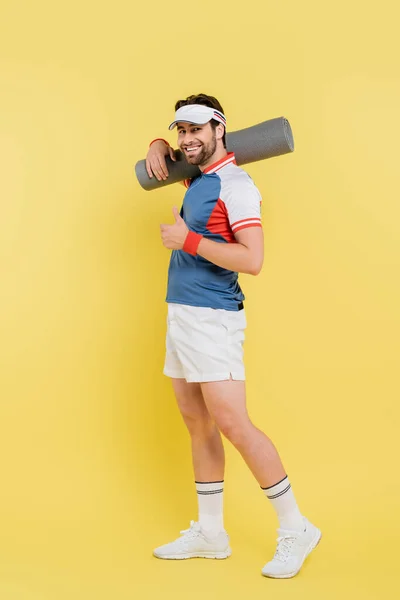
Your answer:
[262,475,304,533]
[195,480,225,537]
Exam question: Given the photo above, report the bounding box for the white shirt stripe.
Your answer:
[232,218,261,231]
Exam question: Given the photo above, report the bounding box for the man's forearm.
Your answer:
[196,237,261,276]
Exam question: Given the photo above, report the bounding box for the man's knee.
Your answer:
[215,414,250,448]
[176,395,215,437]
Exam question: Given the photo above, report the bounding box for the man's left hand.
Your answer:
[160,207,189,250]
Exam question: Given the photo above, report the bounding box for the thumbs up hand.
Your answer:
[172,206,183,223]
[160,206,189,250]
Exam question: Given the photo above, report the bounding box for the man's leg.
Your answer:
[200,378,321,577]
[153,378,231,560]
[200,379,287,488]
[171,377,227,535]
[171,378,224,483]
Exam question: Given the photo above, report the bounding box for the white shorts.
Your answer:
[163,303,247,383]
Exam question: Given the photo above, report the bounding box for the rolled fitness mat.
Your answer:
[135,117,294,191]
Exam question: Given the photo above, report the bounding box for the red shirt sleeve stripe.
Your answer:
[233,223,262,233]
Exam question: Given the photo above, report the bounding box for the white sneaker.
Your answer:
[262,517,321,579]
[153,520,232,560]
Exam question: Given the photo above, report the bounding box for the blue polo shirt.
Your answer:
[166,153,262,311]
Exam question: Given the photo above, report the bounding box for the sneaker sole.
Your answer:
[153,547,232,560]
[261,528,322,579]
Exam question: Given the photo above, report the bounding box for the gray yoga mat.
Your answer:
[135,117,294,191]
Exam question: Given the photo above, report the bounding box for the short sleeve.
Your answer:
[222,173,262,234]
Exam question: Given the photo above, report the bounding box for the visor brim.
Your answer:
[168,118,211,131]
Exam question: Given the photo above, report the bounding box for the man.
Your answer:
[145,94,321,578]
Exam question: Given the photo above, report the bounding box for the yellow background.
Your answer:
[1,1,399,598]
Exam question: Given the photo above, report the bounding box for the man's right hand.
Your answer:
[145,140,177,181]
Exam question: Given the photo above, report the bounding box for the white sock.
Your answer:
[262,475,304,533]
[195,480,225,537]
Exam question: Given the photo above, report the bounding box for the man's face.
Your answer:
[177,121,217,166]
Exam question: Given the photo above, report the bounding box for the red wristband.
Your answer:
[149,138,170,148]
[183,231,203,256]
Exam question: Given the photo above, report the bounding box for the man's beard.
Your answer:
[185,133,217,166]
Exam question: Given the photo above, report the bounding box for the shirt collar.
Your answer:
[203,152,236,174]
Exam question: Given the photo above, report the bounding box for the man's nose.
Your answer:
[183,132,195,145]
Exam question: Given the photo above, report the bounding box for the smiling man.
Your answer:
[145,94,321,578]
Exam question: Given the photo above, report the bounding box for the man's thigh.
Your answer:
[171,378,210,422]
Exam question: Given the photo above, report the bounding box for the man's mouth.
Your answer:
[184,146,201,154]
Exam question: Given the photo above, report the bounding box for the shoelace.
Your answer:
[179,521,202,541]
[274,535,297,562]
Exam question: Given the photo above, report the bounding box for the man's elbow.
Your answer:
[247,259,263,276]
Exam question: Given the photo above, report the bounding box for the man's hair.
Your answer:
[174,93,227,148]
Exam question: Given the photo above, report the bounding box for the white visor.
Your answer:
[168,104,227,130]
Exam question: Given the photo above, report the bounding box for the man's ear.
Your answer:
[215,123,225,142]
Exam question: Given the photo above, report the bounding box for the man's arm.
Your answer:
[197,227,264,276]
[160,209,263,276]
